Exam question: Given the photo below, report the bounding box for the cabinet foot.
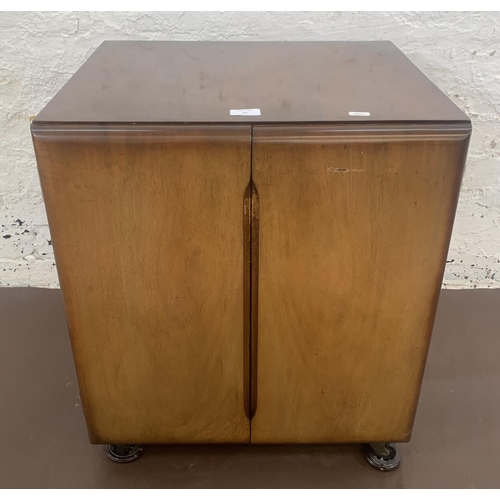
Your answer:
[363,442,400,471]
[106,444,144,463]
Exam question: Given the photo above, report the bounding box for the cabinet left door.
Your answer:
[32,125,252,444]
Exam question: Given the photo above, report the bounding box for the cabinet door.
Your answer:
[251,125,470,443]
[33,125,251,444]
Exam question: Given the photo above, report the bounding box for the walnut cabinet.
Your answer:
[32,41,471,467]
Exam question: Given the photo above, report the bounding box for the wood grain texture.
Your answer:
[32,125,251,444]
[251,124,470,444]
[33,41,469,124]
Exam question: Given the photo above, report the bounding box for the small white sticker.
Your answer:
[349,111,370,117]
[230,108,261,116]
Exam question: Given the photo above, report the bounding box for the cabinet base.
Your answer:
[104,442,401,470]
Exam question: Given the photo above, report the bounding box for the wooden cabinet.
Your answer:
[32,41,470,464]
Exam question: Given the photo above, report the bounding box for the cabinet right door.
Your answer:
[251,124,470,444]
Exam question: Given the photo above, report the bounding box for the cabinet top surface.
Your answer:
[34,41,469,125]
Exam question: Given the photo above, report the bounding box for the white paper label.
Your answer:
[349,111,370,116]
[230,108,261,116]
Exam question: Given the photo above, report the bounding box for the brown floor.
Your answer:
[0,288,499,488]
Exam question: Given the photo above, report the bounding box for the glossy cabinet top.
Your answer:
[34,41,469,125]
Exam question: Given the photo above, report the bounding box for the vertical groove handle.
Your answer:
[243,182,251,420]
[250,180,259,420]
[243,180,259,421]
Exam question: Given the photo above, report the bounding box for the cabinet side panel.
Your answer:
[32,126,251,444]
[252,126,470,443]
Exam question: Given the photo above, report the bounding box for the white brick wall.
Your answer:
[1,12,499,288]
